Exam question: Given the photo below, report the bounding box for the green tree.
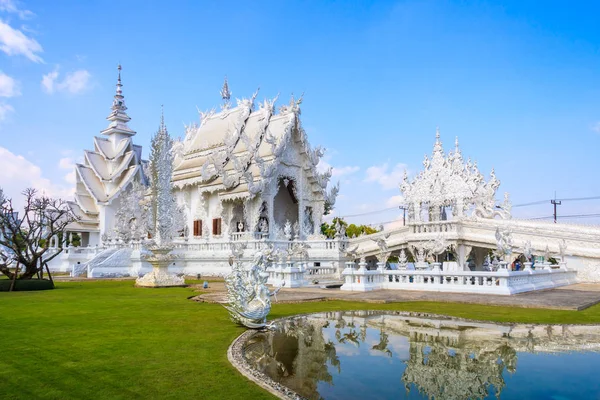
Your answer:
[0,188,77,280]
[320,218,379,239]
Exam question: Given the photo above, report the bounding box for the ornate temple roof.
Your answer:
[400,129,506,219]
[69,66,147,231]
[173,86,336,203]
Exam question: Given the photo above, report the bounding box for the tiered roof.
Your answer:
[69,66,146,230]
[173,90,335,203]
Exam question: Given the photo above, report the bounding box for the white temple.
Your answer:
[171,80,338,243]
[46,67,600,293]
[67,65,147,247]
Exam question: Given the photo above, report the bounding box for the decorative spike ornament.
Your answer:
[220,76,231,109]
[136,109,186,288]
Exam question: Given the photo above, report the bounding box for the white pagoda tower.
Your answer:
[67,65,147,246]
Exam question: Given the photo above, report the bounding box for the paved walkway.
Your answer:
[194,282,600,311]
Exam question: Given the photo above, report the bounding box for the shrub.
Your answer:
[0,279,54,292]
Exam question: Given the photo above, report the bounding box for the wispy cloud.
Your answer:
[364,162,407,190]
[42,67,93,95]
[0,19,43,62]
[386,194,404,207]
[0,0,34,19]
[332,165,360,177]
[592,122,600,134]
[0,146,74,210]
[0,102,13,121]
[0,71,19,97]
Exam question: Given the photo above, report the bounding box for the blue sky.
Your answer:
[0,0,599,225]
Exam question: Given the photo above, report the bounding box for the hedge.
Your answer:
[0,279,55,292]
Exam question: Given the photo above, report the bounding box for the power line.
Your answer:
[335,195,600,220]
[512,200,549,208]
[364,212,600,228]
[555,196,600,202]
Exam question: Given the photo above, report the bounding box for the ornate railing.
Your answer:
[381,268,576,294]
[410,221,456,234]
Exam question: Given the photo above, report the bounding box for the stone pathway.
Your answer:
[193,282,600,311]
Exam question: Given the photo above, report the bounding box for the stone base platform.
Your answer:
[192,282,600,311]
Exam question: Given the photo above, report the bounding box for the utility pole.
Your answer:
[399,206,406,226]
[551,192,561,223]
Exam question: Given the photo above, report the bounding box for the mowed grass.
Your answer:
[2,280,600,399]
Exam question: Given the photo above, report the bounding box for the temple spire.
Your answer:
[160,104,165,131]
[432,126,443,155]
[220,76,231,108]
[116,64,123,97]
[455,136,459,152]
[101,64,135,137]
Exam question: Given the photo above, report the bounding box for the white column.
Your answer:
[267,195,275,240]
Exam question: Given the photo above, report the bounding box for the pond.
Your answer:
[241,311,600,399]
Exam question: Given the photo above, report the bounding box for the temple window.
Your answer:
[193,220,202,237]
[212,218,222,235]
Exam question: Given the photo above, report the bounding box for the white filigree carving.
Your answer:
[400,129,509,222]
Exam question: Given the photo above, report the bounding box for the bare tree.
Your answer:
[0,188,77,280]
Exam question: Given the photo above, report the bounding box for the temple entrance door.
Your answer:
[273,178,299,235]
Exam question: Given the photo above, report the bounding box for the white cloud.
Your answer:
[0,19,43,62]
[364,162,408,190]
[0,71,19,97]
[57,156,78,185]
[333,165,359,177]
[41,68,58,93]
[59,70,92,94]
[42,68,92,94]
[592,122,600,134]
[386,195,404,207]
[58,157,76,185]
[316,158,359,178]
[335,344,360,357]
[58,157,74,169]
[64,170,76,185]
[0,146,74,210]
[0,0,34,19]
[0,102,13,121]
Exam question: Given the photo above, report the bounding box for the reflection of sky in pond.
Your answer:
[242,311,600,400]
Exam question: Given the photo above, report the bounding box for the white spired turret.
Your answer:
[68,65,147,246]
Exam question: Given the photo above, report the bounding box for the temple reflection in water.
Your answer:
[243,311,600,400]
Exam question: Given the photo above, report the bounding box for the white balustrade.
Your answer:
[341,261,384,292]
[266,260,307,288]
[381,268,577,295]
[411,221,456,234]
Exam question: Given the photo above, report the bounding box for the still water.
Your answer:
[242,311,600,399]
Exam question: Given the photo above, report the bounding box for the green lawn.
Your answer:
[1,280,600,399]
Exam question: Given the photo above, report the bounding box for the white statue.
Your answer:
[283,220,292,240]
[398,249,408,270]
[523,240,533,262]
[558,239,567,259]
[224,248,283,329]
[495,228,513,261]
[335,219,346,238]
[259,218,269,234]
[372,236,391,264]
[237,221,244,232]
